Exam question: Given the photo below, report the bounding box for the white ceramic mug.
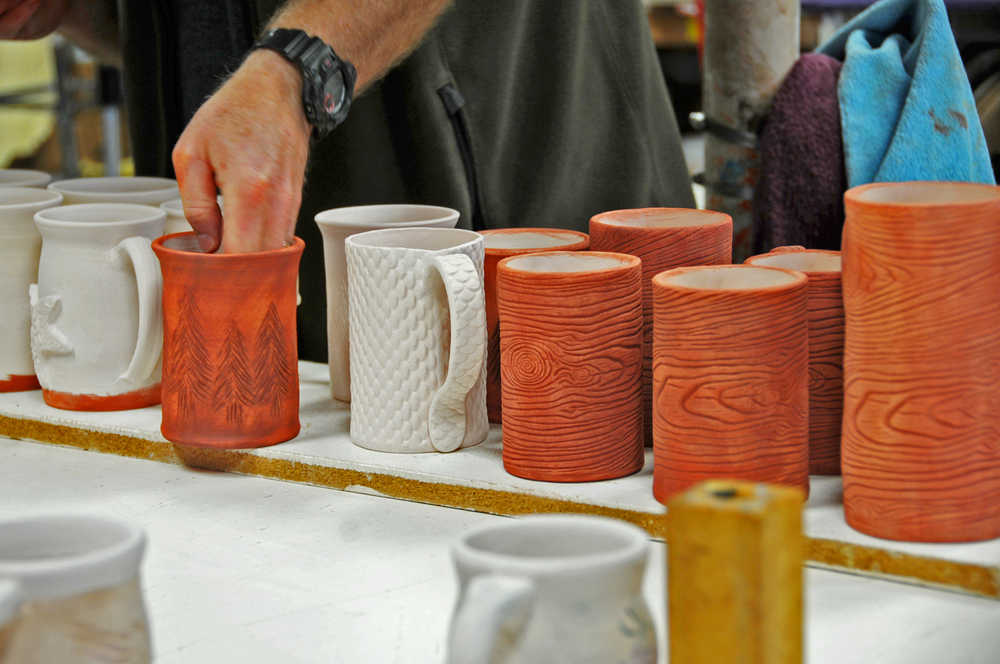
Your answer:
[48,176,179,206]
[0,515,151,663]
[315,204,460,402]
[31,204,165,410]
[345,227,487,453]
[0,170,51,188]
[0,188,63,392]
[447,515,656,664]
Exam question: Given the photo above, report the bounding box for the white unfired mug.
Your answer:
[48,176,179,206]
[0,515,151,663]
[31,204,164,409]
[315,204,460,402]
[0,188,62,391]
[447,515,656,664]
[345,227,487,453]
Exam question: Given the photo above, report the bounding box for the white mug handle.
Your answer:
[113,236,163,386]
[447,574,536,664]
[427,253,486,452]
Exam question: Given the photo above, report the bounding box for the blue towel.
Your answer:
[818,0,995,186]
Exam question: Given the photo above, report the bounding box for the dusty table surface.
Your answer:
[1,437,998,663]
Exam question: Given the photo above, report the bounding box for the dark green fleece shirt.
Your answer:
[118,0,695,361]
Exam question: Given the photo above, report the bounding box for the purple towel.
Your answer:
[753,54,846,252]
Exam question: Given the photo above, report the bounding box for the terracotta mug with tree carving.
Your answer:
[746,246,843,475]
[497,251,644,482]
[589,208,733,446]
[842,181,1000,542]
[480,228,590,423]
[651,265,809,503]
[153,233,303,448]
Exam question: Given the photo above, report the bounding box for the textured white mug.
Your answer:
[48,176,179,206]
[447,515,656,664]
[315,204,459,402]
[0,188,62,392]
[0,515,151,664]
[31,204,164,410]
[345,227,487,453]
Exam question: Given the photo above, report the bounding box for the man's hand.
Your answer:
[172,50,311,253]
[0,0,69,40]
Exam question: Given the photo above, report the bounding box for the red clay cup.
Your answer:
[842,181,1000,542]
[153,233,304,448]
[481,228,590,423]
[497,251,644,482]
[746,246,843,475]
[652,265,809,503]
[589,208,733,446]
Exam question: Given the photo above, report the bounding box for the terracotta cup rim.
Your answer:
[654,264,807,292]
[34,202,165,228]
[0,186,63,210]
[0,168,51,187]
[0,514,145,601]
[498,250,640,275]
[590,207,732,229]
[481,227,590,255]
[845,181,1000,208]
[153,231,305,259]
[452,515,648,577]
[745,248,842,273]
[314,203,460,230]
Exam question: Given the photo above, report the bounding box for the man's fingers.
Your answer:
[174,156,222,252]
[220,174,299,253]
[0,0,41,38]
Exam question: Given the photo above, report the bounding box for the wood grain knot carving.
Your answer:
[841,182,1000,542]
[589,208,733,447]
[497,251,643,482]
[652,265,810,504]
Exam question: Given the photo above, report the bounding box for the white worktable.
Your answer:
[1,437,998,663]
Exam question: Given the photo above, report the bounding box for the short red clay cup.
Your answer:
[589,208,732,446]
[842,181,1000,542]
[746,246,843,475]
[153,233,303,448]
[497,251,643,482]
[652,265,809,503]
[481,228,589,423]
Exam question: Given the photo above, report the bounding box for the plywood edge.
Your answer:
[2,414,997,599]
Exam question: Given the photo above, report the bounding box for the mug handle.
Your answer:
[427,253,487,452]
[113,236,163,386]
[447,574,536,664]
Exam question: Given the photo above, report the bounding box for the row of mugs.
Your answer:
[0,512,655,664]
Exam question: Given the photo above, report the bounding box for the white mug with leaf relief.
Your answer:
[447,515,656,664]
[0,188,63,392]
[0,515,151,664]
[315,204,460,402]
[345,226,487,453]
[31,204,164,410]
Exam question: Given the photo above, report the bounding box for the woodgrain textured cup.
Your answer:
[842,181,1000,542]
[497,251,643,482]
[589,208,733,446]
[153,233,303,448]
[481,228,590,423]
[746,246,843,475]
[652,265,809,503]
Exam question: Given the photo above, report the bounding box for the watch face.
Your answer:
[321,70,347,115]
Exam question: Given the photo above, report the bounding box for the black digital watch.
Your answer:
[251,28,357,140]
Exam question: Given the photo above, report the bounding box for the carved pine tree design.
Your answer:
[213,321,254,424]
[169,294,212,418]
[254,302,294,417]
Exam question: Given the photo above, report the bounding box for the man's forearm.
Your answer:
[58,0,120,66]
[266,0,452,92]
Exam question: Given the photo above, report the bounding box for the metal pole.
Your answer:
[702,0,799,260]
